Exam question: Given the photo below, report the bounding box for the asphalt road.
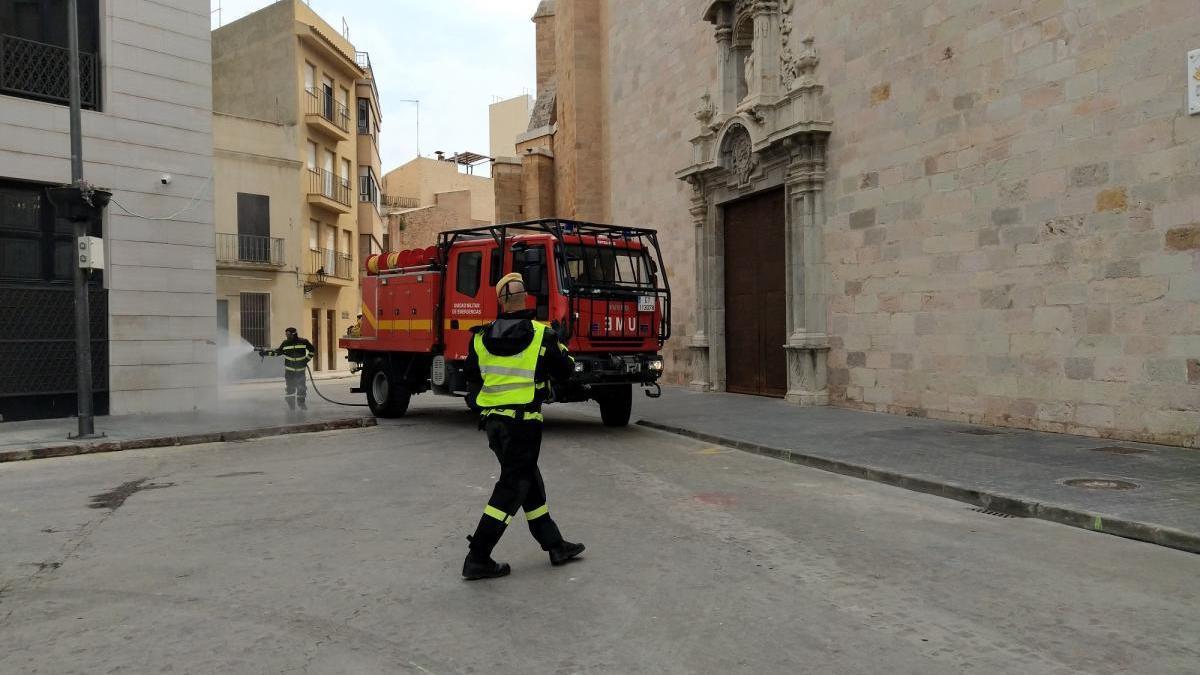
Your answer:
[1,397,1197,674]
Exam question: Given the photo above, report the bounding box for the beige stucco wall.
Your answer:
[382,157,495,223]
[489,95,533,160]
[212,0,377,374]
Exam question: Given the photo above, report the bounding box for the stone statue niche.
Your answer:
[733,15,753,104]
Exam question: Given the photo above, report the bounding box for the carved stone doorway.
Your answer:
[723,188,787,397]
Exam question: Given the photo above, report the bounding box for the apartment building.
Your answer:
[211,0,383,375]
[0,0,216,420]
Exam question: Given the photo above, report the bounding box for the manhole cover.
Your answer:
[1062,478,1139,491]
[1089,446,1151,455]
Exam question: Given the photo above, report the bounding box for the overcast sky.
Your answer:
[212,0,540,172]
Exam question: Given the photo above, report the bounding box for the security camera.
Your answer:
[160,174,172,185]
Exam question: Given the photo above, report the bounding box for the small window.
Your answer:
[240,292,270,350]
[489,247,503,286]
[456,251,482,297]
[357,98,370,134]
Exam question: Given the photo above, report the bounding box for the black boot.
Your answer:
[549,541,585,566]
[298,398,307,410]
[462,553,510,580]
[285,397,296,411]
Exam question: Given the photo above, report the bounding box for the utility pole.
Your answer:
[67,0,96,438]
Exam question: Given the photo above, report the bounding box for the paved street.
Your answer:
[1,397,1198,674]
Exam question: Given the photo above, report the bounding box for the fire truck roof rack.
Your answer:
[435,219,672,348]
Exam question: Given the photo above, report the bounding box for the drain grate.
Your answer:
[1089,446,1151,455]
[1062,478,1140,491]
[971,508,1024,518]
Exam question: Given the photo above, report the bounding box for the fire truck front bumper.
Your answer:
[570,353,664,386]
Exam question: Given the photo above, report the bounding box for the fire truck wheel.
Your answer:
[366,361,410,418]
[597,384,633,427]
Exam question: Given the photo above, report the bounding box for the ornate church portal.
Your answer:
[677,0,832,405]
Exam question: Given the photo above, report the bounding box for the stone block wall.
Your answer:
[606,0,716,385]
[388,190,473,251]
[804,0,1200,445]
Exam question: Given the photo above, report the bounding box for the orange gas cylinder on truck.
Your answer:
[340,219,672,426]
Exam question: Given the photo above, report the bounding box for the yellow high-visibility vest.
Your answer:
[474,322,546,409]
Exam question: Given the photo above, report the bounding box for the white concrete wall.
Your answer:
[0,0,217,414]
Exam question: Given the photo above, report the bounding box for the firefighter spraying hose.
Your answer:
[257,328,369,409]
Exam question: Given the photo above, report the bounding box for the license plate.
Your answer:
[626,361,641,374]
[638,296,655,312]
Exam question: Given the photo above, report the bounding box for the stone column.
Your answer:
[688,181,711,391]
[783,134,829,406]
[714,17,735,117]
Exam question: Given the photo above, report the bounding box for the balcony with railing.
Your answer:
[307,168,352,215]
[0,34,99,110]
[308,248,353,282]
[216,234,285,269]
[304,87,350,140]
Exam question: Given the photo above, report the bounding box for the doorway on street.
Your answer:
[327,309,336,371]
[310,309,321,371]
[722,188,787,397]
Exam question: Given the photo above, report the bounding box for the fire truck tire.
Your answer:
[366,361,410,418]
[597,384,633,427]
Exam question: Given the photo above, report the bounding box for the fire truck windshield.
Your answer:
[561,244,654,289]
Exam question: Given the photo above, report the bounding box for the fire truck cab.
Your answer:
[340,219,672,427]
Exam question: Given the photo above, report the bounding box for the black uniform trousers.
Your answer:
[468,415,564,557]
[284,370,307,406]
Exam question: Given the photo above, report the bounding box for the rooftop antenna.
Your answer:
[210,0,222,28]
[342,17,350,40]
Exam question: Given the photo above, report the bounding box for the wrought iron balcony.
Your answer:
[304,87,350,134]
[307,168,351,209]
[216,234,284,267]
[308,248,353,280]
[0,34,99,110]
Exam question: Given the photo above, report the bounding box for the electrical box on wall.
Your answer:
[1190,49,1200,116]
[78,236,104,270]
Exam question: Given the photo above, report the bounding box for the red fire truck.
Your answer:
[339,219,672,426]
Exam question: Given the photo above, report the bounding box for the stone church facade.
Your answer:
[499,0,1200,448]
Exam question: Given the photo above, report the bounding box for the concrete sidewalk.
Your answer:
[636,387,1200,554]
[0,377,375,462]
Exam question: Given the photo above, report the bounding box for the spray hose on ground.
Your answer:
[306,366,370,407]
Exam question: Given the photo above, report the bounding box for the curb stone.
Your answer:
[0,417,378,464]
[636,419,1200,556]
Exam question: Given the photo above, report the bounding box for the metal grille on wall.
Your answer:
[240,292,270,349]
[0,284,108,419]
[0,34,99,109]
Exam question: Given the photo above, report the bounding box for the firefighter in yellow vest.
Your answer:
[262,327,316,410]
[460,272,585,580]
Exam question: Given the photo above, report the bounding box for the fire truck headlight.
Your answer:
[574,361,585,373]
[648,358,664,372]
